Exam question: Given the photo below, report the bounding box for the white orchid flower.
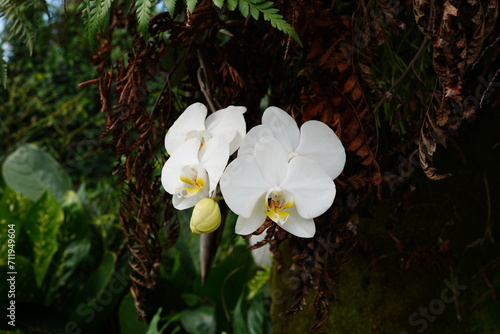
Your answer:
[161,136,229,210]
[220,136,336,238]
[238,107,345,180]
[164,102,247,156]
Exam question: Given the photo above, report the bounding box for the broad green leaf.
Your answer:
[164,0,177,15]
[0,187,32,266]
[232,292,249,334]
[44,191,93,304]
[146,307,165,334]
[174,209,200,276]
[213,0,224,8]
[2,144,71,203]
[248,267,270,300]
[186,0,198,13]
[69,251,125,332]
[24,191,64,287]
[119,293,148,334]
[200,244,255,310]
[72,251,117,307]
[247,289,266,334]
[180,306,216,334]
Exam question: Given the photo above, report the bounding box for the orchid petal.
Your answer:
[161,138,201,194]
[253,136,288,185]
[220,155,271,218]
[165,103,207,155]
[234,195,267,235]
[237,125,274,157]
[280,207,316,238]
[262,107,300,152]
[199,136,230,195]
[172,189,209,210]
[295,121,346,179]
[280,156,336,219]
[206,106,247,154]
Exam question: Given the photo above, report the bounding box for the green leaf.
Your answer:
[213,0,224,8]
[186,0,198,13]
[173,209,200,276]
[227,0,237,11]
[119,293,149,334]
[2,144,72,203]
[0,57,7,89]
[0,187,32,266]
[180,306,216,334]
[146,307,165,334]
[25,191,64,287]
[164,0,177,15]
[80,0,114,48]
[238,0,249,18]
[44,191,93,304]
[72,251,117,306]
[238,0,303,47]
[135,0,153,37]
[247,289,266,334]
[249,3,259,20]
[0,0,46,56]
[232,292,249,334]
[69,251,123,332]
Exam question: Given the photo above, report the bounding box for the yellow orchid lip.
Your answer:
[264,188,294,225]
[178,166,206,197]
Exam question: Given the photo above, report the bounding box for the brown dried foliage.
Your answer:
[89,9,181,320]
[86,0,498,330]
[414,0,498,179]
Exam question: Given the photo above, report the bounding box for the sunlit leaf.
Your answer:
[24,191,64,287]
[2,144,72,203]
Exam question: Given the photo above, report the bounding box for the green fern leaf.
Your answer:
[213,0,224,8]
[238,0,249,18]
[186,0,198,13]
[227,0,237,11]
[241,0,302,47]
[135,0,153,37]
[0,0,46,56]
[80,0,113,48]
[164,0,176,14]
[249,4,259,20]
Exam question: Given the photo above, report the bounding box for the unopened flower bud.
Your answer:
[190,198,221,234]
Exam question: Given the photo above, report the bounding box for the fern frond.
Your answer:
[186,0,198,13]
[238,0,302,47]
[0,0,47,55]
[227,0,237,11]
[79,0,113,48]
[213,0,224,8]
[164,0,176,15]
[135,0,153,37]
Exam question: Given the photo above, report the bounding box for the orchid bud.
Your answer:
[190,198,221,234]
